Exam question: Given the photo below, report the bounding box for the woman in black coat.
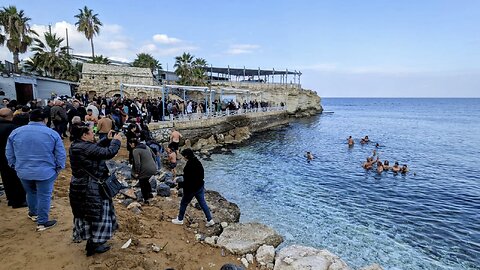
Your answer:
[171,148,214,227]
[69,123,122,256]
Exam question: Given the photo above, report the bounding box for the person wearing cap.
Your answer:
[0,108,26,208]
[6,109,67,231]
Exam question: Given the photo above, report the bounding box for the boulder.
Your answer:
[224,134,235,144]
[273,245,351,270]
[204,190,240,224]
[164,179,176,188]
[216,222,283,255]
[157,183,171,197]
[120,189,137,200]
[149,176,157,192]
[216,134,225,144]
[256,245,275,266]
[234,127,251,141]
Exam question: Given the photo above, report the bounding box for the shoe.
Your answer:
[86,240,111,256]
[206,219,215,227]
[171,218,184,225]
[28,212,38,222]
[36,220,57,231]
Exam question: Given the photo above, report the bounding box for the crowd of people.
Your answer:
[348,135,410,174]
[0,93,218,259]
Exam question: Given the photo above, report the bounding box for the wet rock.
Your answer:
[224,134,235,144]
[221,222,228,228]
[127,202,142,210]
[157,183,171,197]
[256,245,275,266]
[274,245,351,270]
[241,258,249,268]
[149,176,157,192]
[135,189,143,202]
[216,222,283,255]
[234,127,251,141]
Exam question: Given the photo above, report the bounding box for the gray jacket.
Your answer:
[132,143,157,179]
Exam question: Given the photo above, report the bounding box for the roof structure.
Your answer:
[201,66,301,76]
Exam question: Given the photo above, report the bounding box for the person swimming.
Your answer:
[375,143,380,148]
[361,135,370,144]
[383,160,390,170]
[306,151,314,161]
[362,157,375,170]
[392,162,401,173]
[347,136,354,147]
[376,161,384,174]
[400,164,409,174]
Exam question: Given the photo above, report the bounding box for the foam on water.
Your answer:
[203,98,480,270]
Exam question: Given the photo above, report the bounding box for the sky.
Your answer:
[1,0,479,97]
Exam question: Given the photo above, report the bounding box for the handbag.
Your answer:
[83,169,126,199]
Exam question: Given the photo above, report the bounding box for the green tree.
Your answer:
[89,55,110,64]
[58,61,82,82]
[132,53,162,73]
[0,6,37,72]
[174,52,194,85]
[29,32,70,78]
[74,6,102,58]
[192,57,208,85]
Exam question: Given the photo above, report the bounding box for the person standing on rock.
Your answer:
[69,125,122,256]
[132,139,157,204]
[169,127,183,155]
[172,148,215,227]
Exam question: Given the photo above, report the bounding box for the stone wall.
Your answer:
[79,63,154,97]
[149,110,289,150]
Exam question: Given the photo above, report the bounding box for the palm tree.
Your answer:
[0,6,37,72]
[174,52,194,85]
[132,53,162,73]
[74,6,102,58]
[89,55,110,64]
[192,58,208,85]
[29,32,70,78]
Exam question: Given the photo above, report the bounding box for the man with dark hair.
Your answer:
[6,109,66,231]
[132,139,157,204]
[0,108,26,208]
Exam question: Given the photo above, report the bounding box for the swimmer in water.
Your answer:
[375,143,380,148]
[306,151,314,161]
[376,161,384,174]
[362,157,375,170]
[400,164,409,174]
[372,149,377,157]
[392,162,400,173]
[383,160,390,170]
[361,135,370,144]
[347,136,354,147]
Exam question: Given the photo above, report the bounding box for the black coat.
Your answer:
[0,119,17,166]
[182,157,205,194]
[69,138,120,221]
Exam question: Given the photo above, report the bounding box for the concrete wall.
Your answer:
[36,79,72,100]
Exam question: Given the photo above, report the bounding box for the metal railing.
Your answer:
[159,106,287,122]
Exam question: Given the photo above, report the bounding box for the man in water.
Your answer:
[362,157,375,170]
[306,151,314,161]
[376,161,384,174]
[347,136,354,147]
[401,164,409,174]
[361,135,370,144]
[169,127,183,155]
[392,162,401,173]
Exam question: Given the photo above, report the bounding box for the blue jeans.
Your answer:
[20,174,57,224]
[178,186,212,221]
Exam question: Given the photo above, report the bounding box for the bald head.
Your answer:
[0,108,13,121]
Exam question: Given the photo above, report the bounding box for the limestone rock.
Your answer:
[256,245,275,266]
[241,258,249,268]
[204,190,240,224]
[126,202,142,210]
[273,245,351,270]
[246,253,254,264]
[234,127,251,141]
[221,222,228,228]
[224,134,235,144]
[120,188,137,200]
[216,222,283,255]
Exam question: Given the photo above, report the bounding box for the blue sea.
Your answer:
[203,98,480,270]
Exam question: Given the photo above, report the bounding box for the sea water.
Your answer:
[203,98,480,270]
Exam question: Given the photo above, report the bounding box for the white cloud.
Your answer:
[153,34,181,44]
[226,44,260,55]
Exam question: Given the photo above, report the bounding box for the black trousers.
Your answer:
[139,177,152,201]
[0,163,26,206]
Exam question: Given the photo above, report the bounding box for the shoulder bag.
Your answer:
[83,169,126,199]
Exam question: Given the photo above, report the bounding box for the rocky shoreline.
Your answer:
[110,152,383,270]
